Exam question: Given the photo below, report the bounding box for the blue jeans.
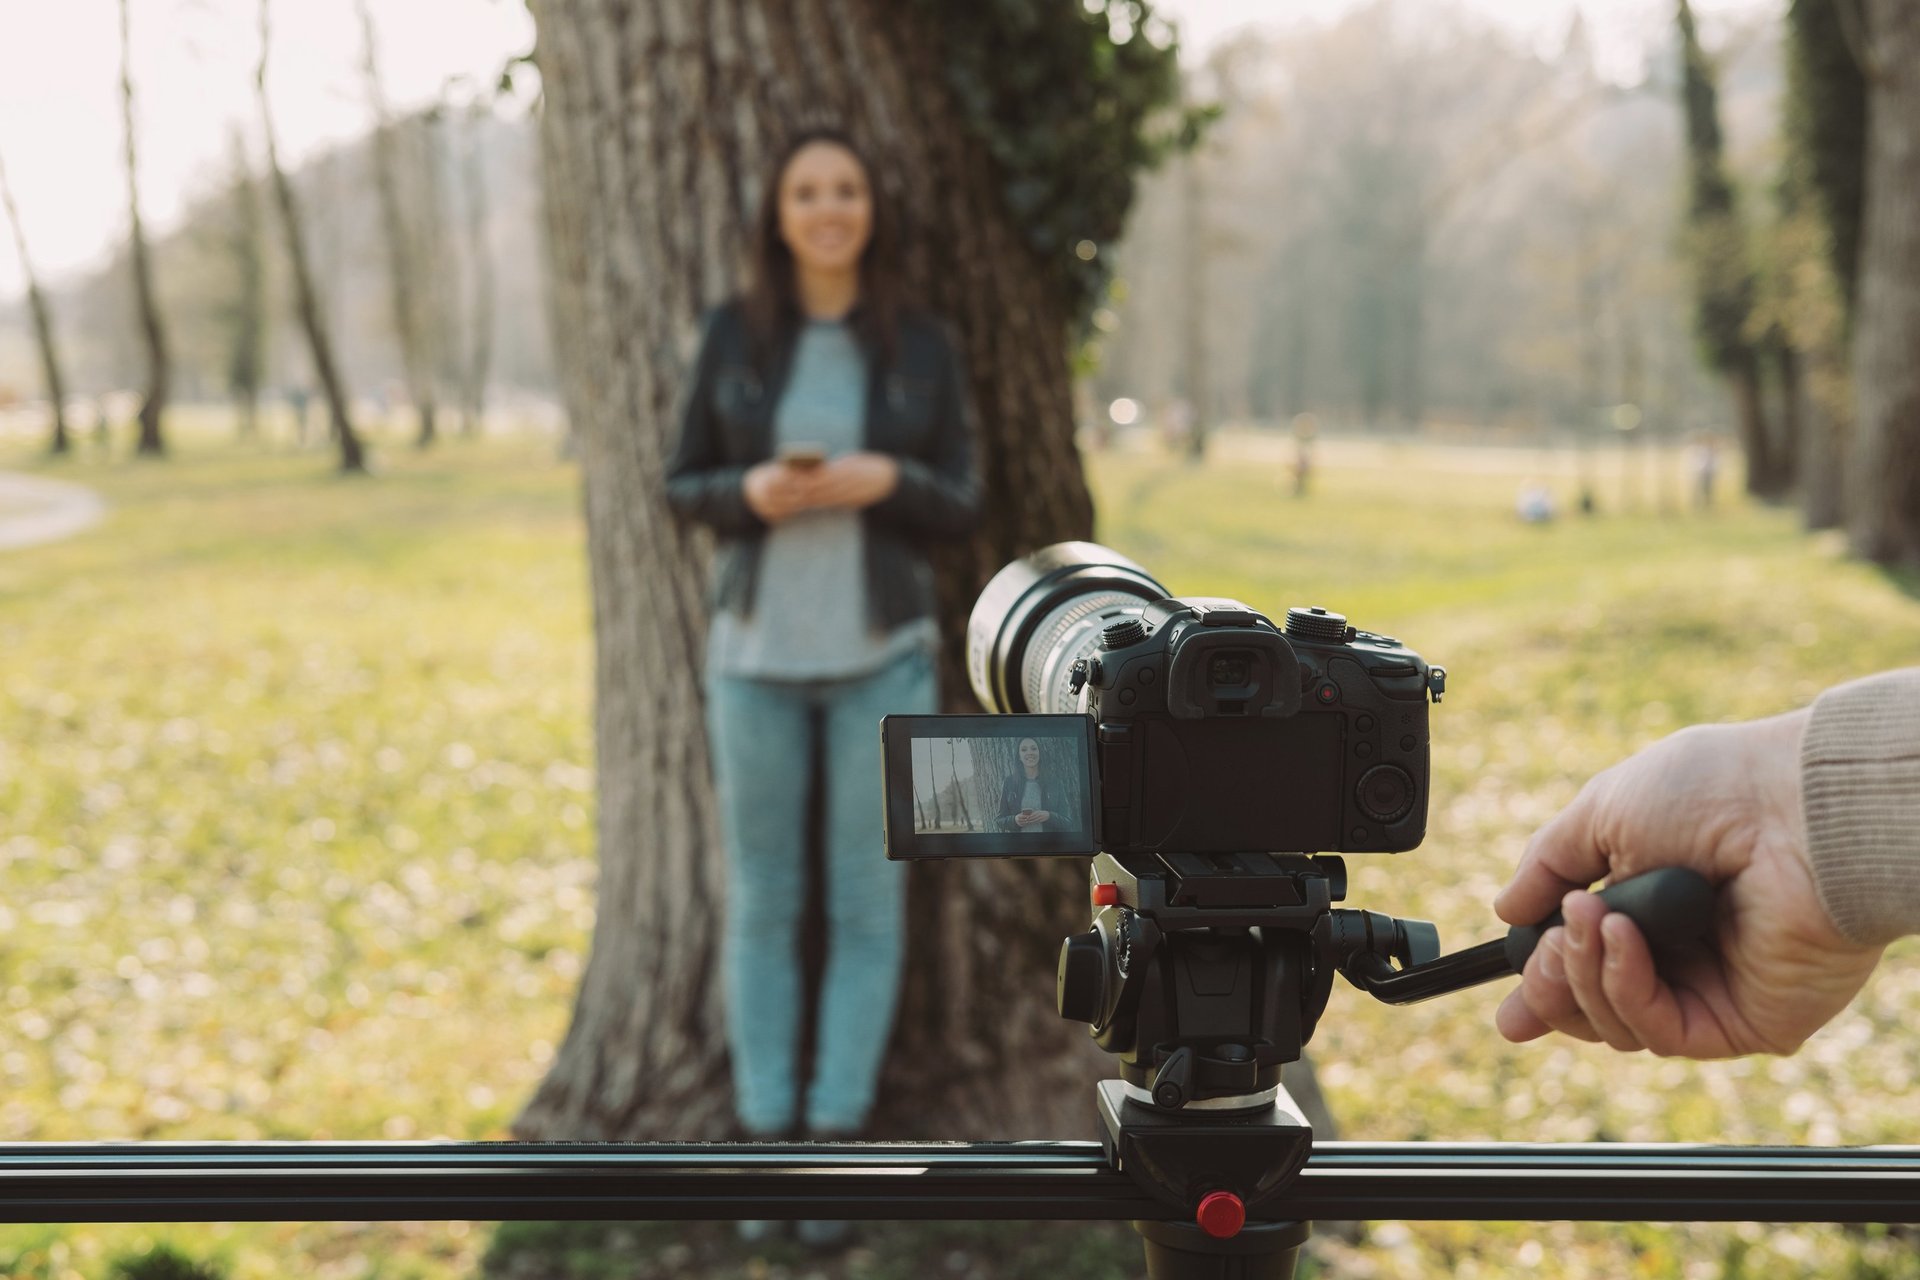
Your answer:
[705,647,934,1133]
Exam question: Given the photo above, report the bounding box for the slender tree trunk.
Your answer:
[1847,0,1920,568]
[119,0,169,458]
[0,149,71,456]
[228,129,266,439]
[1179,141,1209,461]
[458,104,495,438]
[1801,343,1849,530]
[517,0,1107,1143]
[357,2,438,449]
[1773,341,1804,498]
[1728,352,1776,498]
[418,113,459,442]
[257,0,365,474]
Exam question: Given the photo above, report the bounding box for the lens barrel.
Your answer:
[966,543,1169,714]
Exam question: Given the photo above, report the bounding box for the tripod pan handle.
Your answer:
[1503,867,1716,973]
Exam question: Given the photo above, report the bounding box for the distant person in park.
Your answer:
[1495,667,1920,1060]
[997,736,1076,833]
[663,128,980,1173]
[1516,479,1556,524]
[1289,412,1317,499]
[1688,437,1720,509]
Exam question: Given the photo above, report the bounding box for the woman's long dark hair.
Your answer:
[742,126,904,370]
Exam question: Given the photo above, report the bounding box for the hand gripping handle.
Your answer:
[1504,867,1717,973]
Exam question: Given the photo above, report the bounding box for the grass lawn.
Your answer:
[0,420,1914,1279]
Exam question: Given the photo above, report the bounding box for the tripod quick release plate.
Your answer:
[1096,1078,1314,1223]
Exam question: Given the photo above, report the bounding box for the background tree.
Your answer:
[1846,0,1920,568]
[256,0,366,474]
[1677,0,1786,499]
[456,100,497,438]
[357,2,440,449]
[223,130,268,439]
[1782,0,1869,530]
[515,0,1202,1142]
[118,0,170,458]
[0,146,72,456]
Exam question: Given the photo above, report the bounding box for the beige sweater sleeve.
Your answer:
[1800,667,1920,947]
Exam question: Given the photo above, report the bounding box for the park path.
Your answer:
[0,471,106,551]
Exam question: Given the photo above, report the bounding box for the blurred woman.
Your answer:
[664,127,979,1151]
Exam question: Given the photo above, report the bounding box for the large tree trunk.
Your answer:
[119,0,169,459]
[1847,0,1920,568]
[257,0,365,474]
[518,0,1123,1143]
[0,149,70,456]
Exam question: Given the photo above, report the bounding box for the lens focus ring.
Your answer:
[1023,591,1149,714]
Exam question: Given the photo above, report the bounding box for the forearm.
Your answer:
[1801,667,1920,946]
[664,467,766,536]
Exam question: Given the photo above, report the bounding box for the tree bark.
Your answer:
[358,2,439,449]
[119,0,169,458]
[257,0,366,474]
[517,0,1120,1143]
[0,148,70,456]
[1847,0,1920,568]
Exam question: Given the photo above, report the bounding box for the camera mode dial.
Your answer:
[1284,606,1348,643]
[1101,618,1148,650]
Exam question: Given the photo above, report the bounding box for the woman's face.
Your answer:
[777,141,873,279]
[1019,739,1040,769]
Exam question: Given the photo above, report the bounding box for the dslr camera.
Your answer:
[881,542,1446,861]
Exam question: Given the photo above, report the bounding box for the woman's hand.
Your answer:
[807,452,900,510]
[1014,809,1051,828]
[1494,711,1884,1058]
[742,460,817,523]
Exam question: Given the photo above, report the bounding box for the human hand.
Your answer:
[1494,710,1883,1058]
[742,459,817,523]
[1014,809,1042,828]
[805,452,900,510]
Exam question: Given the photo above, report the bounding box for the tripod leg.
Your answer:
[1133,1219,1310,1280]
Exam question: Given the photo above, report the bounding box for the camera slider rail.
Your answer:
[0,1139,1916,1225]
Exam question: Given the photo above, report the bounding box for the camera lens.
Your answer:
[966,542,1169,713]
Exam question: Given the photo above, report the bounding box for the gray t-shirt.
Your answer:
[707,320,936,681]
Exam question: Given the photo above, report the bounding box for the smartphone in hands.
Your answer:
[777,442,828,471]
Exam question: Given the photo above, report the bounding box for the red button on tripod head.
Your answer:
[1195,1190,1246,1238]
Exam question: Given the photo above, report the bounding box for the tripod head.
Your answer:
[1056,850,1715,1270]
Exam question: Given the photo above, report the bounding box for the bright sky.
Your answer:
[0,0,1775,305]
[0,0,536,301]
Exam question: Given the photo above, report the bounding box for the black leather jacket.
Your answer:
[664,300,981,630]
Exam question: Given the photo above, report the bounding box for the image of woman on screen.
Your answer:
[996,736,1078,833]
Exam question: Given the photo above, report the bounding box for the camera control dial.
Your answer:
[1284,606,1348,643]
[1355,764,1416,824]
